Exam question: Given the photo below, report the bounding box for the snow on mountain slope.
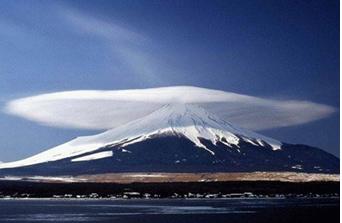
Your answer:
[0,104,282,169]
[71,151,113,162]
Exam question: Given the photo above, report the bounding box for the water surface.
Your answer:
[0,198,338,222]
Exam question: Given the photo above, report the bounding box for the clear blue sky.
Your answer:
[0,0,339,161]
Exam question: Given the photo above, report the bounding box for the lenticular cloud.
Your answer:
[4,86,335,131]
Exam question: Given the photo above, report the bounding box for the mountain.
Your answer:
[0,104,339,176]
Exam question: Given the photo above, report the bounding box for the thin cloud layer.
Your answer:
[60,7,164,85]
[4,86,335,131]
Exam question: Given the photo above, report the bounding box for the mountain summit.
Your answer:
[0,104,338,175]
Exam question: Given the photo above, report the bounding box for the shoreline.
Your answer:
[0,195,339,201]
[0,171,339,184]
[0,179,339,199]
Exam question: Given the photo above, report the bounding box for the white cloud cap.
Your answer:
[4,86,335,131]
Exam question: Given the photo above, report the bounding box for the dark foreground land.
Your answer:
[0,198,339,223]
[0,180,339,198]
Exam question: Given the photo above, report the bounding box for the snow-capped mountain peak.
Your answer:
[0,103,281,169]
[73,103,281,152]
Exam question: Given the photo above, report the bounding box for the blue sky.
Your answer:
[0,0,339,161]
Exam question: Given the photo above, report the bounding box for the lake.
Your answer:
[0,198,339,222]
